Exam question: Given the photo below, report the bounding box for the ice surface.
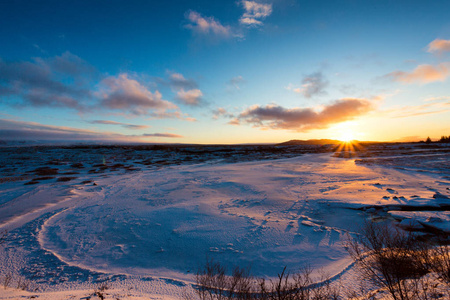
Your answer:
[0,143,449,298]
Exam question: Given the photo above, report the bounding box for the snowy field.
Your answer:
[0,143,449,299]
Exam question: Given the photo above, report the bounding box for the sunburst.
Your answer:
[334,131,364,158]
[338,129,355,143]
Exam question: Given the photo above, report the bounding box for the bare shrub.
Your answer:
[227,265,254,299]
[94,290,105,300]
[260,266,315,300]
[2,272,12,289]
[97,282,108,292]
[429,243,450,286]
[87,282,109,299]
[195,258,233,299]
[195,260,340,300]
[16,276,30,290]
[346,221,431,300]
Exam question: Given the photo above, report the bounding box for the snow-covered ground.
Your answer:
[0,143,449,299]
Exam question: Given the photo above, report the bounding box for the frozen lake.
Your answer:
[0,143,449,298]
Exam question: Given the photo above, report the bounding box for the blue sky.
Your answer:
[1,0,449,143]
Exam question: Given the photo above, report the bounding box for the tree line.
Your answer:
[423,135,450,143]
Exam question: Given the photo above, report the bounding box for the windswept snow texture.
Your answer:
[0,143,449,298]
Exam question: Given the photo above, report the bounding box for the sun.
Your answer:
[338,130,355,143]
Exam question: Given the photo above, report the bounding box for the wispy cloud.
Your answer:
[287,72,328,98]
[88,120,150,130]
[228,76,246,90]
[212,107,234,120]
[0,118,123,141]
[385,62,450,84]
[147,110,196,122]
[424,96,450,102]
[240,1,272,26]
[166,72,198,90]
[47,51,96,79]
[0,118,182,141]
[184,1,272,42]
[383,100,450,118]
[143,133,183,138]
[184,10,237,39]
[231,98,373,131]
[427,39,450,55]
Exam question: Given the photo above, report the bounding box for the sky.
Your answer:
[0,0,449,144]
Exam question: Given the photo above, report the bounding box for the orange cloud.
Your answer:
[427,39,450,54]
[234,98,373,132]
[386,62,450,84]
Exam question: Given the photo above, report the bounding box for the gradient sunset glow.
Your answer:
[0,1,449,144]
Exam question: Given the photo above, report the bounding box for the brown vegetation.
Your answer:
[192,222,450,300]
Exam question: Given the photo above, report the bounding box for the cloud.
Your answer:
[98,73,178,115]
[184,2,271,43]
[0,118,121,141]
[0,53,189,118]
[160,72,204,106]
[212,107,234,120]
[424,96,450,102]
[385,62,450,84]
[0,53,91,110]
[184,10,235,39]
[228,76,246,90]
[0,118,182,141]
[240,1,272,26]
[234,98,373,131]
[287,72,328,98]
[228,118,240,125]
[383,100,450,118]
[175,88,203,106]
[88,120,150,130]
[147,110,197,121]
[167,72,198,90]
[142,133,183,138]
[47,51,96,79]
[427,39,450,55]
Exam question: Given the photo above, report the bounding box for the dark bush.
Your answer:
[346,221,431,300]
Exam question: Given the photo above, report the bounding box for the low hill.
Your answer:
[276,139,343,146]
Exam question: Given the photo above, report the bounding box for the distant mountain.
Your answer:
[276,139,343,146]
